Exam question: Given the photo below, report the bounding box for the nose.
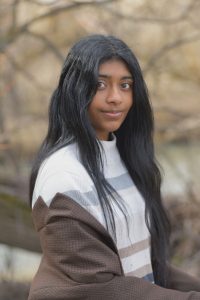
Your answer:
[106,86,122,104]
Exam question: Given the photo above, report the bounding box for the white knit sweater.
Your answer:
[32,135,154,283]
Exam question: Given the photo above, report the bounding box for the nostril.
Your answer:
[106,92,121,103]
[106,96,122,103]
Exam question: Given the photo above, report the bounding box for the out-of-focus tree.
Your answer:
[0,0,200,275]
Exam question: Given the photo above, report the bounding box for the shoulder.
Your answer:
[38,143,80,176]
[32,143,93,208]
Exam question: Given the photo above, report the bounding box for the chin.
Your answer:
[107,126,121,133]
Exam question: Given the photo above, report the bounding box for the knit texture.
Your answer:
[29,194,200,299]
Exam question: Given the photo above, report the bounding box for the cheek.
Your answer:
[88,95,102,115]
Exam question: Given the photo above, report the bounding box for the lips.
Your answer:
[102,110,123,118]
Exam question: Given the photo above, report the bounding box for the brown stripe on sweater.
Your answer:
[118,238,150,259]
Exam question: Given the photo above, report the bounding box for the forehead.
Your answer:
[98,59,132,76]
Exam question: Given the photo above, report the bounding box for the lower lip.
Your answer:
[103,112,122,118]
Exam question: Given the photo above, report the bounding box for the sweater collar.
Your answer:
[99,133,116,150]
[99,134,120,167]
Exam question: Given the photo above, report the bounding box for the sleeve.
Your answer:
[167,264,200,292]
[29,194,200,300]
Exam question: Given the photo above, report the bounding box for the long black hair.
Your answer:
[29,34,170,287]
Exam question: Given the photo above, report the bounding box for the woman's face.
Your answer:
[88,59,133,141]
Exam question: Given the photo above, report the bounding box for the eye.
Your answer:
[97,80,106,90]
[121,82,133,90]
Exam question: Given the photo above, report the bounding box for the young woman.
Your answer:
[28,34,200,299]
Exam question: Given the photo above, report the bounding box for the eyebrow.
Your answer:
[98,74,133,80]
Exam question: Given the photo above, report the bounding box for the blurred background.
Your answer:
[0,0,200,298]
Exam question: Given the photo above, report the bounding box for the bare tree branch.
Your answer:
[11,0,19,30]
[18,0,113,30]
[153,103,192,119]
[106,0,199,25]
[158,114,200,142]
[1,0,114,52]
[144,33,200,74]
[4,51,51,91]
[26,30,65,62]
[168,115,200,132]
[25,0,66,6]
[24,0,99,6]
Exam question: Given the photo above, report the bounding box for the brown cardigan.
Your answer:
[28,193,200,300]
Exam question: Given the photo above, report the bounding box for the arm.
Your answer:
[167,264,200,292]
[29,193,200,300]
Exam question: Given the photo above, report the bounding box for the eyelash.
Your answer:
[121,82,132,89]
[97,81,106,89]
[97,81,133,90]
